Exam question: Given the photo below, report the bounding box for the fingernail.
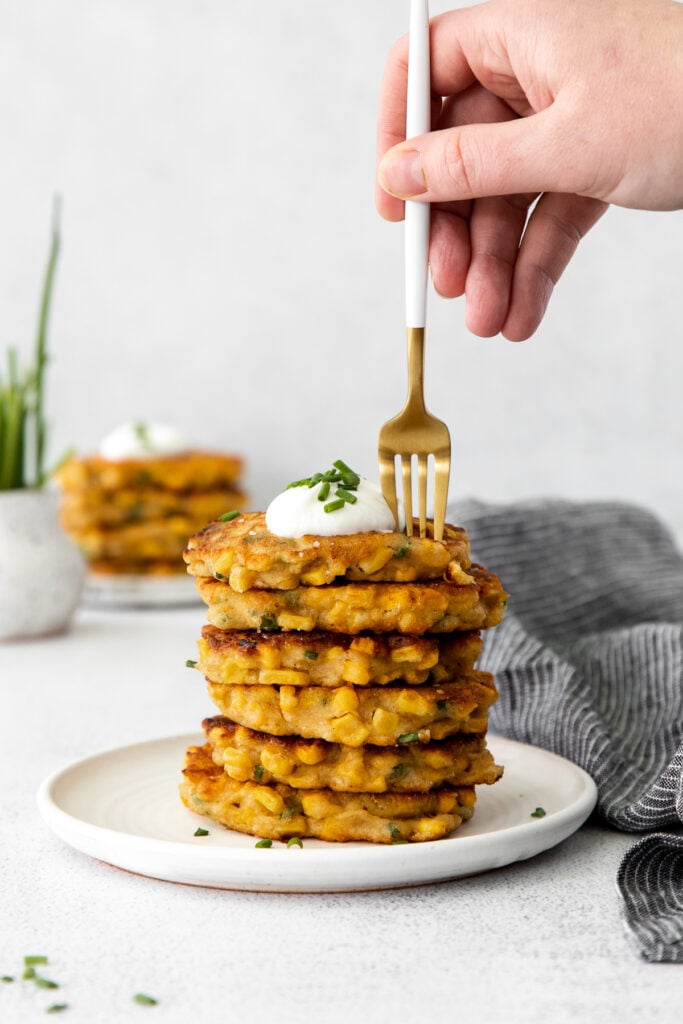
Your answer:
[379,148,427,199]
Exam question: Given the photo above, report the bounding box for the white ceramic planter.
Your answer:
[0,489,86,641]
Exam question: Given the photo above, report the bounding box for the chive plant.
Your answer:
[0,199,60,490]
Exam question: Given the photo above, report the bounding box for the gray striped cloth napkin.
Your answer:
[448,498,683,963]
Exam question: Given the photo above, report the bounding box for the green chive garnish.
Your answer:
[323,498,345,513]
[35,978,59,989]
[218,510,240,522]
[194,827,209,837]
[531,807,546,818]
[287,837,303,849]
[394,545,409,558]
[303,650,318,660]
[46,1005,68,1014]
[22,967,36,980]
[185,659,197,668]
[388,763,408,781]
[388,823,402,839]
[336,488,357,504]
[133,993,158,1006]
[259,613,281,632]
[24,956,48,966]
[255,838,272,848]
[397,732,419,744]
[1,976,14,983]
[317,480,331,502]
[253,764,264,781]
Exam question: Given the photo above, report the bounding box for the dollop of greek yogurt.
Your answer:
[98,421,188,460]
[266,477,396,537]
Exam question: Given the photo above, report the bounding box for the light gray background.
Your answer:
[2,0,682,533]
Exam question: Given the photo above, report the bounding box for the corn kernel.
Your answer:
[331,686,359,715]
[214,551,236,575]
[260,647,281,670]
[357,548,394,575]
[296,742,325,765]
[331,714,370,747]
[396,691,433,716]
[279,686,298,714]
[342,658,371,686]
[261,748,294,776]
[223,749,253,782]
[370,707,400,740]
[278,613,315,631]
[351,637,375,655]
[229,566,256,593]
[300,566,330,585]
[415,817,448,839]
[259,669,308,686]
[252,786,284,814]
[437,791,458,813]
[301,792,338,818]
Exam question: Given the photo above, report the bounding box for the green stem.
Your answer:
[33,196,61,486]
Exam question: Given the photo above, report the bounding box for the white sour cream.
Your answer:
[98,421,188,460]
[266,477,396,537]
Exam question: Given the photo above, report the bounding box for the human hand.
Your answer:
[376,0,683,340]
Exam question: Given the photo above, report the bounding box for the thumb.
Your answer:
[378,108,586,203]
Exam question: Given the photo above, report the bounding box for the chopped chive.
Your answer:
[133,993,158,1006]
[46,1005,68,1014]
[214,571,227,581]
[185,659,197,668]
[335,488,357,504]
[392,839,410,845]
[259,614,281,632]
[303,650,318,660]
[286,477,309,489]
[22,966,36,980]
[193,827,210,837]
[397,731,419,744]
[253,764,264,781]
[218,510,240,522]
[24,956,48,966]
[531,807,546,818]
[280,806,299,821]
[394,545,409,558]
[317,480,331,502]
[35,978,59,989]
[323,498,345,513]
[1,976,14,983]
[333,459,354,477]
[388,823,402,839]
[388,763,408,781]
[255,838,273,848]
[307,473,323,488]
[287,837,303,849]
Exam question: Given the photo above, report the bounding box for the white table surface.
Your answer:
[1,602,681,1024]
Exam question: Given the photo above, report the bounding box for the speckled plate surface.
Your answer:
[83,572,200,608]
[36,734,597,892]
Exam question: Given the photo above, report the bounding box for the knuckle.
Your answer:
[440,131,478,197]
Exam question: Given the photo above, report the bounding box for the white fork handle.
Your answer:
[405,0,430,329]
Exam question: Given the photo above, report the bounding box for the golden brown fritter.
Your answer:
[60,487,247,531]
[183,511,472,591]
[88,557,187,576]
[203,716,503,792]
[66,516,205,563]
[195,625,483,687]
[180,742,476,843]
[55,450,243,493]
[196,564,507,635]
[204,673,498,747]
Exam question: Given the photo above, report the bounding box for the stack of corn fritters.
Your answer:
[180,511,507,844]
[56,451,246,576]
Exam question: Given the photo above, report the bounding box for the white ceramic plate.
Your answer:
[83,572,200,609]
[36,734,597,892]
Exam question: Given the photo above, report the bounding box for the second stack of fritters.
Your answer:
[180,511,507,844]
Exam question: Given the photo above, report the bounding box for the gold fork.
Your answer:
[378,0,451,541]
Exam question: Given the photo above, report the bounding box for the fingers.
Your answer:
[463,193,538,337]
[430,208,471,298]
[378,105,593,206]
[501,192,609,341]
